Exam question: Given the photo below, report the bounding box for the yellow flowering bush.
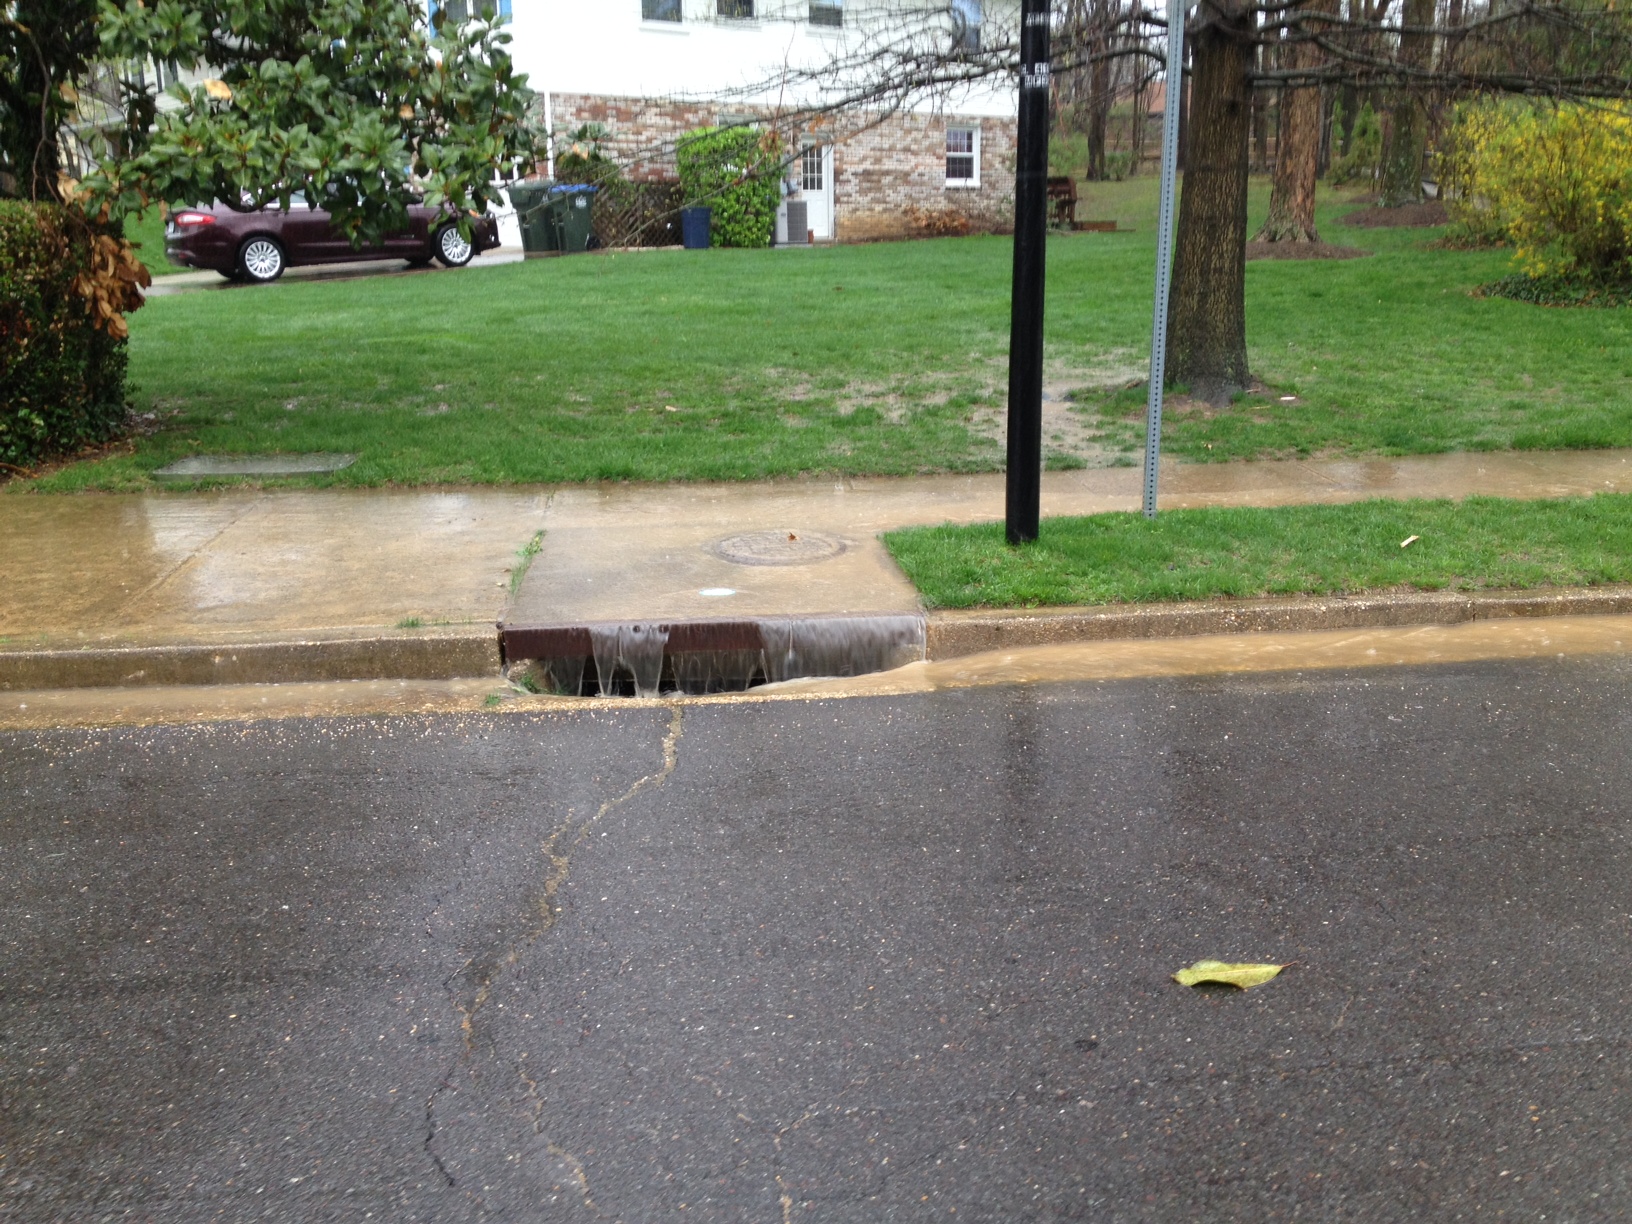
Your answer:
[1444,99,1632,284]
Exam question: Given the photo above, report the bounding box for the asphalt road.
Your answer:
[5,657,1632,1221]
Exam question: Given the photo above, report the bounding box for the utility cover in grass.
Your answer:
[154,453,357,477]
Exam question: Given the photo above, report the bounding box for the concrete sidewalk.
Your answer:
[5,448,1632,691]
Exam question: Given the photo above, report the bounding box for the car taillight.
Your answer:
[172,212,216,226]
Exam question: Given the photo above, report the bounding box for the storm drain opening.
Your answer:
[502,615,925,698]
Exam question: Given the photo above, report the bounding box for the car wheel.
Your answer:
[238,237,285,283]
[434,224,474,268]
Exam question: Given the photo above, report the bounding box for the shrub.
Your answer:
[1445,99,1632,285]
[552,123,622,187]
[0,202,145,472]
[675,126,783,249]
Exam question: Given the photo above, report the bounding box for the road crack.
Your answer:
[460,704,684,1048]
[425,705,685,1196]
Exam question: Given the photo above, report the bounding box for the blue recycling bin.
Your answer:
[680,206,712,250]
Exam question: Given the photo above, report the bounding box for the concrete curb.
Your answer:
[925,586,1632,659]
[6,586,1631,693]
[0,631,501,691]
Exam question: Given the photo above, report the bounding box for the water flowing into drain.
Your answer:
[517,615,925,697]
[589,623,668,698]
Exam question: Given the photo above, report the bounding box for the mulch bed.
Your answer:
[1245,241,1373,261]
[1339,200,1449,228]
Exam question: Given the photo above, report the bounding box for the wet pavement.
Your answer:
[0,489,548,650]
[7,448,1632,665]
[5,655,1632,1220]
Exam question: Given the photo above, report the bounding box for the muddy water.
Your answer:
[8,615,1630,729]
[767,614,1632,698]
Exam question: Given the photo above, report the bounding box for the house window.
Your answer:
[809,1,842,25]
[643,0,681,19]
[717,0,754,16]
[951,0,981,50]
[800,146,825,191]
[946,126,979,187]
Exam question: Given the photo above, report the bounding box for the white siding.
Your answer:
[504,1,1017,119]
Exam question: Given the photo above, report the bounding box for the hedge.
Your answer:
[0,201,142,472]
[676,126,783,249]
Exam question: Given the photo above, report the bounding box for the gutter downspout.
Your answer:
[544,90,555,179]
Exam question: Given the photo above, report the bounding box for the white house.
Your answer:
[494,1,1020,242]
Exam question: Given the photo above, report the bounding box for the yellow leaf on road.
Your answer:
[1172,960,1286,989]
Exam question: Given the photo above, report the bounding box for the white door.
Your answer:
[798,145,836,241]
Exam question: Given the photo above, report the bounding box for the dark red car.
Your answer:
[164,193,501,283]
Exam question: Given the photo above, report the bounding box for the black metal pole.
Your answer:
[1004,0,1051,546]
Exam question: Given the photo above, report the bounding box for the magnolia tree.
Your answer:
[89,0,537,243]
[0,0,537,247]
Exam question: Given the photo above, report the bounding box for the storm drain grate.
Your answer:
[502,614,925,697]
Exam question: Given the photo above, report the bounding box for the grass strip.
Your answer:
[884,494,1632,608]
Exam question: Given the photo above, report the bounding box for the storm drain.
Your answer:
[501,614,925,697]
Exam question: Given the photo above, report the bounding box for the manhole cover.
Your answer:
[708,530,847,567]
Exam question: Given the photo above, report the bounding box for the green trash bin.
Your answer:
[545,185,598,254]
[509,180,555,253]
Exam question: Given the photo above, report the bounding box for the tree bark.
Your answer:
[1254,0,1333,242]
[1168,0,1255,402]
[1086,92,1108,179]
[1378,0,1435,205]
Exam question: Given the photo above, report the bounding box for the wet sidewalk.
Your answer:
[508,449,1632,629]
[4,448,1632,690]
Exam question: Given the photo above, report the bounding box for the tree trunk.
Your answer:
[1168,0,1254,402]
[1378,0,1434,205]
[1255,0,1333,242]
[1086,92,1108,179]
[1175,43,1191,172]
[1252,80,1271,172]
[1379,98,1425,205]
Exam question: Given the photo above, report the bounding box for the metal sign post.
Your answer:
[1142,0,1187,519]
[1004,0,1052,545]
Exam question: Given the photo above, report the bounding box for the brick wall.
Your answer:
[825,111,1017,242]
[548,94,718,183]
[546,94,1016,242]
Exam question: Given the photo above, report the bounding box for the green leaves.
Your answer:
[676,126,784,249]
[1171,960,1287,990]
[84,0,538,247]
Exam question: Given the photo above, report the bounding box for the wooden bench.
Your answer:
[1045,177,1119,232]
[1045,176,1077,228]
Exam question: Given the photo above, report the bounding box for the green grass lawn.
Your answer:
[126,208,189,277]
[25,177,1632,491]
[885,495,1632,608]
